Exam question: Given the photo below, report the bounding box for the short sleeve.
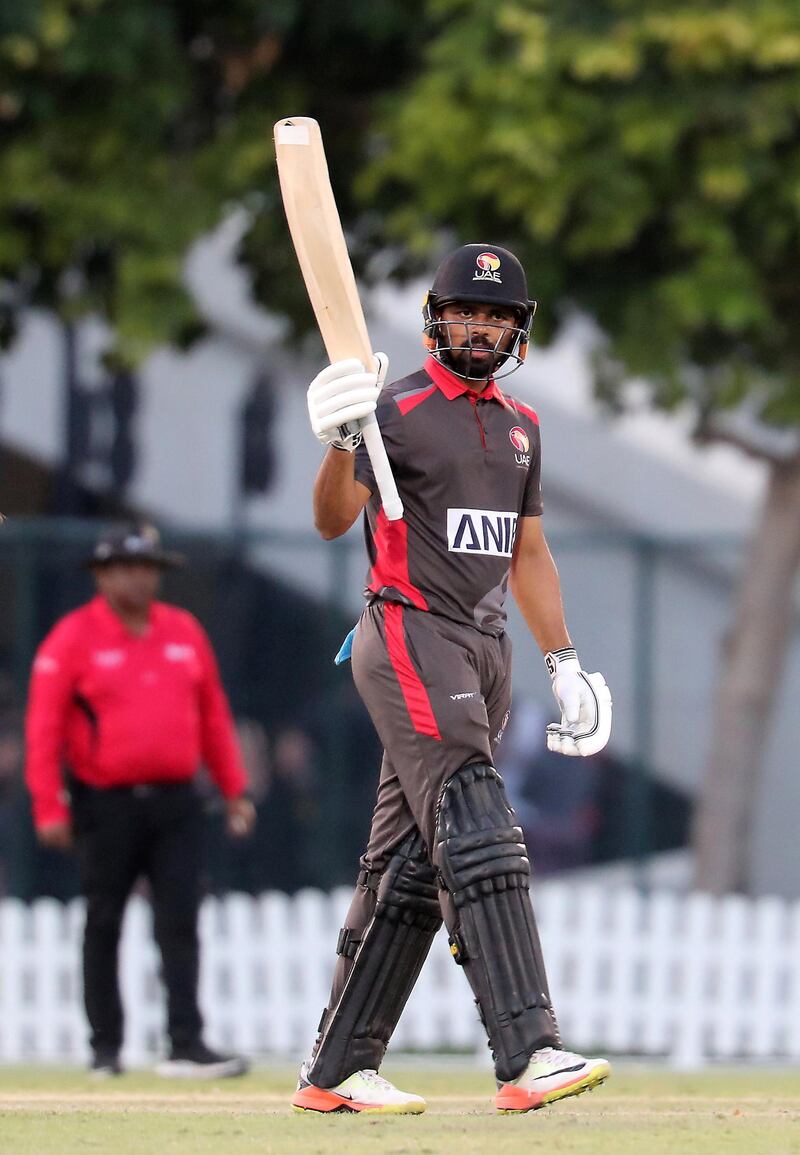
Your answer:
[521,424,543,516]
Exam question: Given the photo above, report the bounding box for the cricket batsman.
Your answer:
[292,243,613,1114]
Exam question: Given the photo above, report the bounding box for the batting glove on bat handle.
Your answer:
[307,353,388,451]
[544,647,612,757]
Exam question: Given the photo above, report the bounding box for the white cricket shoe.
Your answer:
[291,1062,426,1114]
[495,1046,610,1112]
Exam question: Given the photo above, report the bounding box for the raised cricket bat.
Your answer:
[274,116,404,521]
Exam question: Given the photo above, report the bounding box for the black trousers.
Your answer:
[70,779,204,1057]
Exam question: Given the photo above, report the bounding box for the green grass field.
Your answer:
[0,1064,798,1154]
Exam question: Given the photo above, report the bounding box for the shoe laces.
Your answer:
[358,1069,394,1090]
[531,1047,583,1067]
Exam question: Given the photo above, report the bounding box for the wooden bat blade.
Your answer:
[274,116,403,521]
[274,117,375,372]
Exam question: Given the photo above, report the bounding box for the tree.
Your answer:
[357,0,800,892]
[0,0,427,362]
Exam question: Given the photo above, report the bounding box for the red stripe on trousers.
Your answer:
[383,603,442,741]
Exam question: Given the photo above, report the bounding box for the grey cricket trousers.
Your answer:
[352,600,513,863]
[324,600,513,1008]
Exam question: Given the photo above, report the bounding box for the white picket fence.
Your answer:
[0,883,799,1068]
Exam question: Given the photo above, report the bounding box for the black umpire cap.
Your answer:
[83,522,184,570]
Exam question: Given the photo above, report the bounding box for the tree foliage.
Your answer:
[362,0,800,428]
[3,0,799,429]
[0,0,426,362]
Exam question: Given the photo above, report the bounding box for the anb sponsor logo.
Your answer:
[447,508,518,557]
[473,251,502,284]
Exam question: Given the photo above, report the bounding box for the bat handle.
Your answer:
[360,414,404,521]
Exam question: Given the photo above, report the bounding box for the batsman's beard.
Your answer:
[437,321,517,382]
[443,342,503,382]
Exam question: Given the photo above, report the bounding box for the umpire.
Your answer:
[24,523,256,1077]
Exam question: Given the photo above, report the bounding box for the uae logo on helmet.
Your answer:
[473,251,502,284]
[509,426,529,454]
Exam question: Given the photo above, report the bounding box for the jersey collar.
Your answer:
[91,593,158,638]
[424,354,507,405]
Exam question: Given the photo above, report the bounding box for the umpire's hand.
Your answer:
[226,796,256,839]
[37,821,73,851]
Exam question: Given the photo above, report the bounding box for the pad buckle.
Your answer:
[357,867,381,892]
[449,933,468,965]
[336,926,363,959]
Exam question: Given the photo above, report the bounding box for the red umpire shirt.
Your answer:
[25,595,247,828]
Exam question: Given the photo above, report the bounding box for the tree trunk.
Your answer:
[692,451,800,894]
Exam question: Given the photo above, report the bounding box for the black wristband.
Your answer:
[544,647,578,677]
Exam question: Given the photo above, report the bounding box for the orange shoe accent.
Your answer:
[495,1065,609,1113]
[291,1083,425,1115]
[292,1084,362,1113]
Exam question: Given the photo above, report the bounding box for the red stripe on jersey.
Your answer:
[383,603,442,740]
[511,398,539,424]
[397,383,437,415]
[368,510,429,610]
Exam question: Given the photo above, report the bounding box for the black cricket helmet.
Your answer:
[422,243,537,379]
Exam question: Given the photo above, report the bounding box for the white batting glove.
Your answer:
[544,647,612,757]
[307,353,388,452]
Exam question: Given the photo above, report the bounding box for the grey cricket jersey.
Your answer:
[354,354,543,637]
